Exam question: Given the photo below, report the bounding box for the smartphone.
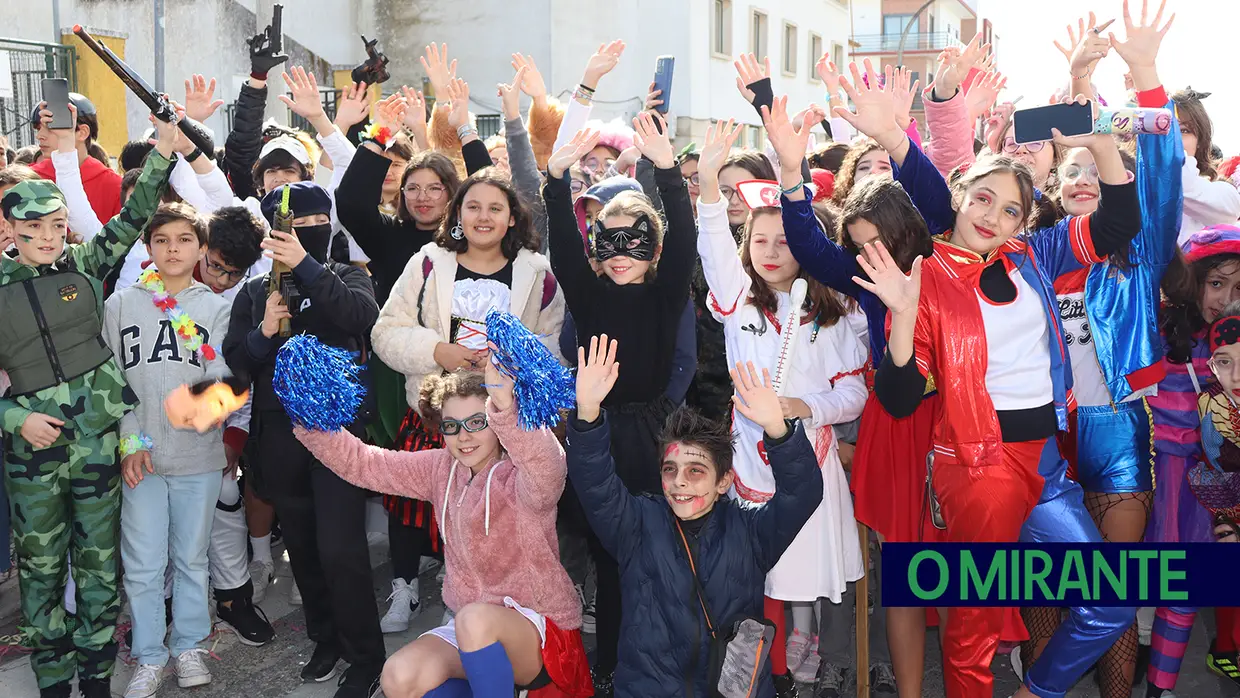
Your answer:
[40,78,73,130]
[1012,100,1093,145]
[652,56,674,114]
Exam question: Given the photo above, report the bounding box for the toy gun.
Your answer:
[351,35,390,85]
[72,25,215,157]
[248,3,283,57]
[267,186,298,337]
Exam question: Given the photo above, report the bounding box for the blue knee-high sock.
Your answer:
[459,642,514,697]
[424,678,473,697]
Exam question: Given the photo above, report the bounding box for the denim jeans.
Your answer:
[121,469,222,666]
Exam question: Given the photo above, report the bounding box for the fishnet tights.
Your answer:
[1019,491,1152,698]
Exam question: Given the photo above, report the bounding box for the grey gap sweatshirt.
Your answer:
[103,279,232,476]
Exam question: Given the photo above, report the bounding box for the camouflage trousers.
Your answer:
[4,425,121,688]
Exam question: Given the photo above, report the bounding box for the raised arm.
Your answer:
[335,99,405,259]
[853,241,929,418]
[499,66,549,247]
[695,119,749,316]
[443,78,493,175]
[631,112,695,297]
[552,41,625,152]
[222,78,268,200]
[295,425,443,501]
[544,129,603,312]
[482,360,567,511]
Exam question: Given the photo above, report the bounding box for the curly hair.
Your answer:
[739,207,850,327]
[830,139,887,206]
[417,370,487,429]
[658,405,736,482]
[207,206,266,270]
[436,168,540,259]
[1161,251,1240,364]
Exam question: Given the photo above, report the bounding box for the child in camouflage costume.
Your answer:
[0,113,181,698]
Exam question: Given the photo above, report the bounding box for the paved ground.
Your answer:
[0,529,1235,697]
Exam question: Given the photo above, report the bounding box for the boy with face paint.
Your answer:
[0,117,178,697]
[566,335,823,698]
[221,181,385,695]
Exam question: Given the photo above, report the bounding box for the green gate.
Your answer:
[0,38,77,150]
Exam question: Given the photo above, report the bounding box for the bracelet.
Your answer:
[456,124,478,141]
[361,122,393,148]
[779,178,805,195]
[184,147,203,163]
[1071,68,1092,81]
[573,85,595,105]
[120,433,154,457]
[577,83,596,95]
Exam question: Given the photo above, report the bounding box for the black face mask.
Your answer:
[591,215,656,262]
[294,224,333,263]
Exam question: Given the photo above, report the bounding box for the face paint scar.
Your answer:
[663,443,680,459]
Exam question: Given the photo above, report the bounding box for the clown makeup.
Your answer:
[1202,261,1240,323]
[12,209,68,266]
[1210,343,1240,401]
[661,441,733,521]
[594,213,656,285]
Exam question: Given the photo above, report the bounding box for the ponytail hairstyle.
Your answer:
[1172,88,1219,180]
[417,370,488,431]
[738,207,850,327]
[837,175,932,273]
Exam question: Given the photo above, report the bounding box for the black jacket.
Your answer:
[223,257,379,415]
[223,81,267,201]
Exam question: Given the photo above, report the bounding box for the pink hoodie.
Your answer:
[295,400,581,630]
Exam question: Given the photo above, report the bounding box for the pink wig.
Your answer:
[583,118,636,157]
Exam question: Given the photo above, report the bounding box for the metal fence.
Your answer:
[850,32,961,55]
[0,38,77,150]
[225,89,339,135]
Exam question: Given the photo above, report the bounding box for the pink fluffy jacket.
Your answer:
[294,399,581,630]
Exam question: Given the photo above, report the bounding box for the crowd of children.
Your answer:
[3,1,1240,697]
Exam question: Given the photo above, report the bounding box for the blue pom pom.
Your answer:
[486,309,575,430]
[273,334,366,431]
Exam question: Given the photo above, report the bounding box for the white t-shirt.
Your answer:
[1058,290,1111,407]
[978,269,1054,410]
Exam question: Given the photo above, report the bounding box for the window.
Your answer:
[750,125,766,149]
[751,10,768,58]
[833,43,845,70]
[782,22,797,75]
[712,0,733,56]
[928,13,935,34]
[883,13,913,35]
[809,32,822,78]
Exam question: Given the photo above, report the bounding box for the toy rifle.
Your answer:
[72,25,215,157]
[268,186,295,337]
[351,35,391,85]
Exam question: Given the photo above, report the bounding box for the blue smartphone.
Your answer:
[652,56,674,114]
[1012,101,1093,145]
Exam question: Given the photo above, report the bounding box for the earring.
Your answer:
[449,222,464,240]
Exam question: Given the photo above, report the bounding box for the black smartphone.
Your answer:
[41,78,73,130]
[1012,101,1093,145]
[652,56,674,114]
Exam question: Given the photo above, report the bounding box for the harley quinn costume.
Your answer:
[878,142,1140,698]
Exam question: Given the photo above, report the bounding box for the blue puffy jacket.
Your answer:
[566,412,823,698]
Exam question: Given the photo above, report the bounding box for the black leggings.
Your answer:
[388,507,433,584]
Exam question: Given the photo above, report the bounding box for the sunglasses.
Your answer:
[439,412,489,436]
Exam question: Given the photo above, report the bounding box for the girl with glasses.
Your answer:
[293,361,591,698]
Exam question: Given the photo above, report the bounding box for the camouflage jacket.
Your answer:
[0,150,173,447]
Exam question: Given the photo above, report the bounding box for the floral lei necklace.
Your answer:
[137,267,218,361]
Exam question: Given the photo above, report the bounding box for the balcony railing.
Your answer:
[850,32,961,55]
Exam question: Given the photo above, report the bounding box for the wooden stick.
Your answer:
[856,523,871,698]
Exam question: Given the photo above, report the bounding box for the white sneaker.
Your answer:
[289,577,302,606]
[786,629,811,674]
[379,578,421,633]
[418,557,442,575]
[249,559,274,604]
[175,648,212,688]
[576,584,596,635]
[124,664,164,698]
[1010,644,1023,681]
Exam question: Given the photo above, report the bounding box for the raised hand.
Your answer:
[576,335,620,423]
[582,40,626,89]
[632,111,674,169]
[445,78,471,130]
[761,96,816,176]
[643,81,665,114]
[1109,0,1174,71]
[730,362,787,439]
[334,81,371,130]
[151,99,188,157]
[1054,12,1112,77]
[835,59,903,144]
[852,240,922,316]
[372,93,407,134]
[890,65,919,131]
[398,86,430,149]
[183,74,224,123]
[697,118,741,193]
[734,53,770,104]
[498,66,527,121]
[548,128,601,179]
[39,101,76,154]
[484,342,515,413]
[279,67,332,135]
[956,31,991,77]
[420,43,458,97]
[816,56,843,98]
[966,70,1008,122]
[510,53,547,102]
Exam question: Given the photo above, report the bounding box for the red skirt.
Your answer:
[851,391,945,544]
[384,409,445,553]
[530,619,594,697]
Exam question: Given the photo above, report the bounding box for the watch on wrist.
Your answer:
[184,147,203,163]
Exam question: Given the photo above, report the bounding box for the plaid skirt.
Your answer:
[384,408,445,553]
